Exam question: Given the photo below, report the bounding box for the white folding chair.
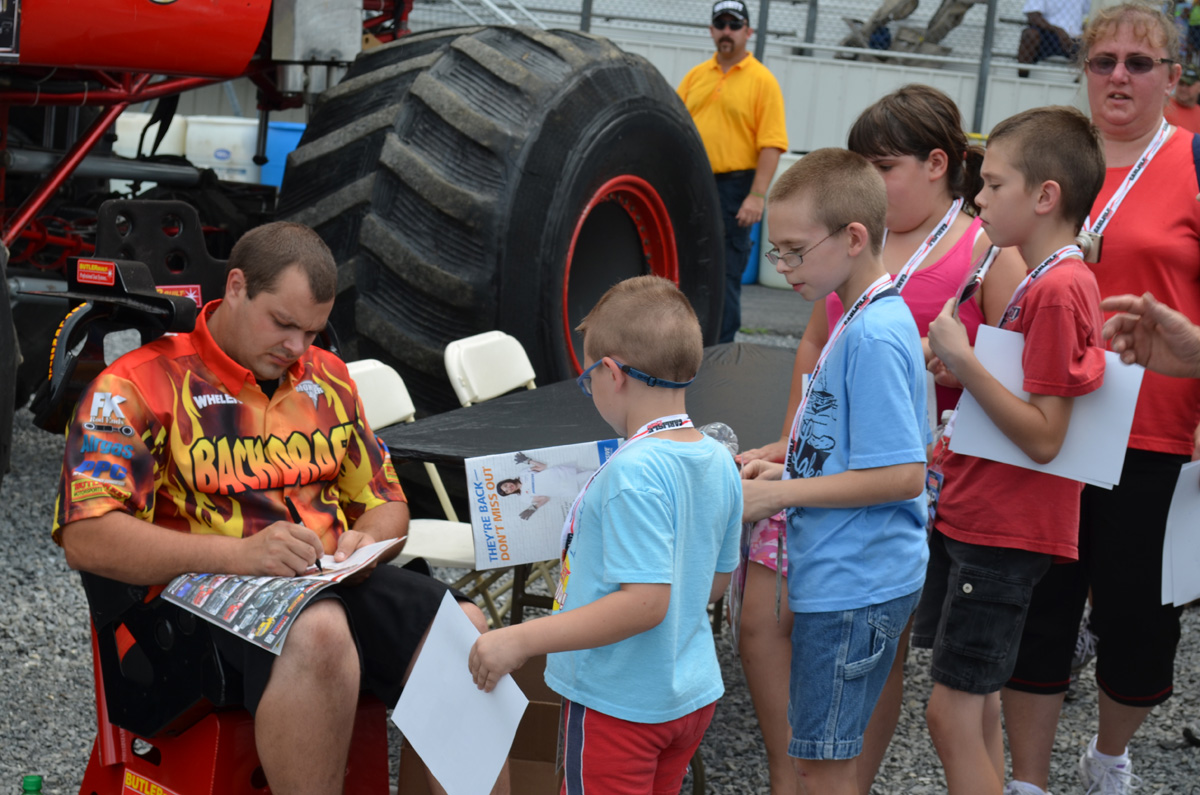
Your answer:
[444,330,537,407]
[346,359,508,626]
[443,332,559,623]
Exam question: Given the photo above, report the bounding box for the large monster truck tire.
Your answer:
[0,247,17,491]
[277,26,723,412]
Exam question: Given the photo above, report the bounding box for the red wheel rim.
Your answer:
[562,175,677,374]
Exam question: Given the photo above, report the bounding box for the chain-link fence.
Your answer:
[406,0,1085,74]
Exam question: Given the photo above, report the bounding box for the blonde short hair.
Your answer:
[576,275,702,383]
[1082,2,1179,63]
[767,149,887,255]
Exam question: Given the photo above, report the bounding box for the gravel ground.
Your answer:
[3,301,1199,792]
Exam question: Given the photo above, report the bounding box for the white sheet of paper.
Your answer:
[392,591,529,795]
[1163,499,1175,606]
[1165,460,1200,606]
[948,326,1143,488]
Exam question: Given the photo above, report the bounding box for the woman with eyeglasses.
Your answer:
[1000,5,1200,795]
[735,84,1026,795]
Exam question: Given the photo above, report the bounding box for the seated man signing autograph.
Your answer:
[53,222,499,795]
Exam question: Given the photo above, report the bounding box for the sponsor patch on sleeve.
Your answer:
[71,478,132,503]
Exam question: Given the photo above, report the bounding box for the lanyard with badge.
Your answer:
[1078,119,1171,262]
[926,244,1084,531]
[887,197,965,292]
[552,413,694,610]
[777,273,896,614]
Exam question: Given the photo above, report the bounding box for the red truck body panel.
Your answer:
[19,0,271,78]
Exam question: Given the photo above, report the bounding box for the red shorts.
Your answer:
[560,698,717,795]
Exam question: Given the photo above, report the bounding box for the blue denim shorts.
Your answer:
[912,530,1052,694]
[787,589,922,760]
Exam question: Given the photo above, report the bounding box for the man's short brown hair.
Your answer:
[576,275,702,383]
[767,149,887,255]
[986,107,1106,232]
[227,222,337,302]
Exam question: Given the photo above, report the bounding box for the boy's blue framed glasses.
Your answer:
[576,357,696,397]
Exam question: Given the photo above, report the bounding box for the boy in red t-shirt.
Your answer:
[916,106,1108,795]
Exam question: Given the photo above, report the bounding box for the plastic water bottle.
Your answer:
[700,421,739,458]
[21,776,42,794]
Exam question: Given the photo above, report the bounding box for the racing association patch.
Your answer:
[296,380,325,408]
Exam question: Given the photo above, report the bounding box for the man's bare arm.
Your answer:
[60,511,324,585]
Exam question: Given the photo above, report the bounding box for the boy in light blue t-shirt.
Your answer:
[469,275,742,794]
[742,148,930,792]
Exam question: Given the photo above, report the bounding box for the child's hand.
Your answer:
[928,297,971,377]
[469,627,528,693]
[742,480,782,524]
[741,459,784,481]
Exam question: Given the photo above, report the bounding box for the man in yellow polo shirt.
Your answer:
[678,0,788,343]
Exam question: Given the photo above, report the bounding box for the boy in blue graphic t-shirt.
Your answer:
[741,148,930,793]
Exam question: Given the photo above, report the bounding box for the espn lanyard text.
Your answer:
[890,197,964,292]
[1085,119,1170,236]
[787,273,896,464]
[553,413,693,609]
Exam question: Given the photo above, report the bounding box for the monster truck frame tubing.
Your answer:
[0,70,267,250]
[1,101,126,250]
[0,72,221,107]
[562,175,678,372]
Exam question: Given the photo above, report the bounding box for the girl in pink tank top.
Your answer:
[734,85,1026,795]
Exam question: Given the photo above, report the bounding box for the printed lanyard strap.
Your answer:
[1085,120,1170,235]
[998,245,1082,329]
[891,197,965,293]
[559,413,694,558]
[788,273,896,445]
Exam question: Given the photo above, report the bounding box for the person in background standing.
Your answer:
[678,0,788,343]
[1165,64,1200,132]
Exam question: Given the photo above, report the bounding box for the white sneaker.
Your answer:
[1004,781,1050,795]
[1079,736,1141,794]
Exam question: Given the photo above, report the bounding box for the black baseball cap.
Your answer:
[1182,65,1200,85]
[712,0,750,23]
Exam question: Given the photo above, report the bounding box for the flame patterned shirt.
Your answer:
[53,301,404,555]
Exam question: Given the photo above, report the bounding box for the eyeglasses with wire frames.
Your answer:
[576,357,696,397]
[765,224,849,270]
[712,17,745,30]
[1085,55,1174,76]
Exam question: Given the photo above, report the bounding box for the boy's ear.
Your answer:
[845,222,871,257]
[926,148,950,182]
[1033,179,1062,218]
[602,356,625,389]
